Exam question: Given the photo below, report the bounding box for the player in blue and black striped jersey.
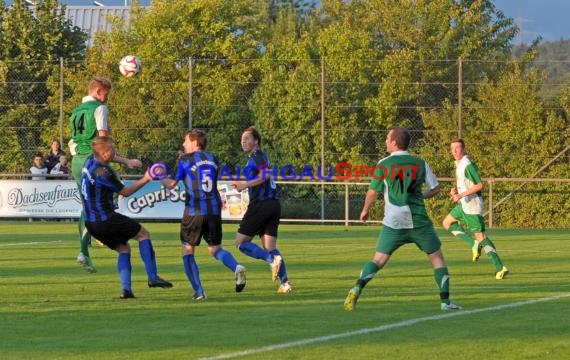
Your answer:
[80,136,172,299]
[233,126,292,294]
[161,129,246,300]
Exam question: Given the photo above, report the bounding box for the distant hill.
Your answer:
[513,39,570,100]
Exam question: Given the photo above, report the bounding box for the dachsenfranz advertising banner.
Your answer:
[0,180,247,220]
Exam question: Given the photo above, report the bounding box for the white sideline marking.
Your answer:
[0,240,63,247]
[199,293,570,360]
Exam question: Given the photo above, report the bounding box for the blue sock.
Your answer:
[213,248,239,272]
[269,249,288,283]
[238,242,272,262]
[138,239,158,280]
[183,254,203,294]
[117,252,132,291]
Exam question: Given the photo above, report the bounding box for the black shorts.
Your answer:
[85,213,141,250]
[180,210,222,247]
[238,200,280,238]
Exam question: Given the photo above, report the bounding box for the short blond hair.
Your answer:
[88,76,112,92]
[92,136,114,156]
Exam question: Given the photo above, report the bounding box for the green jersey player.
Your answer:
[344,127,461,311]
[69,76,142,273]
[442,138,509,279]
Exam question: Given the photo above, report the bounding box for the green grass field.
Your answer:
[1,221,569,360]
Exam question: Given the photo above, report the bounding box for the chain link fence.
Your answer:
[1,58,568,228]
[1,58,568,165]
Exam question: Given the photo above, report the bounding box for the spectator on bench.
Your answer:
[30,153,48,181]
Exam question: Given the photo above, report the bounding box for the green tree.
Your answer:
[61,0,268,171]
[420,61,569,228]
[0,0,86,173]
[255,0,518,167]
[249,5,321,169]
[515,39,570,100]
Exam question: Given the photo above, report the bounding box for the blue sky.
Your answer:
[493,0,570,43]
[9,0,570,44]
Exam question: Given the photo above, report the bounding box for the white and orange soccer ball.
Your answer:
[118,55,141,77]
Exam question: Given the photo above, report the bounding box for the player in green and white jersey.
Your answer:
[69,76,142,273]
[442,138,509,279]
[344,127,462,311]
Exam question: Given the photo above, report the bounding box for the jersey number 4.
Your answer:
[72,113,86,136]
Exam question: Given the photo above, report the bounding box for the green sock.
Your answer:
[480,237,503,271]
[79,213,91,257]
[448,223,476,247]
[355,261,380,291]
[434,267,450,304]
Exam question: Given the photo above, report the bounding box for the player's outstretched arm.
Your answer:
[112,154,142,169]
[118,168,153,197]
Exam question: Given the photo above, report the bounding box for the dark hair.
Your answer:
[450,138,465,148]
[390,127,411,150]
[34,152,44,159]
[185,129,208,150]
[243,126,261,147]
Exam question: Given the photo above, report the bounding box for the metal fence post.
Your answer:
[320,57,325,222]
[188,57,193,130]
[345,182,349,227]
[458,57,462,138]
[488,177,493,228]
[59,57,64,145]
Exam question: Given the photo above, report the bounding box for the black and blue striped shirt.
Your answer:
[244,148,281,204]
[80,155,123,222]
[175,151,222,216]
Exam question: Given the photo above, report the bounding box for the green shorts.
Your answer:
[376,224,441,255]
[71,153,90,188]
[449,205,485,233]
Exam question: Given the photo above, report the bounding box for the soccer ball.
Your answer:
[118,55,141,77]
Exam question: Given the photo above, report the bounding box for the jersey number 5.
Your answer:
[201,171,213,193]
